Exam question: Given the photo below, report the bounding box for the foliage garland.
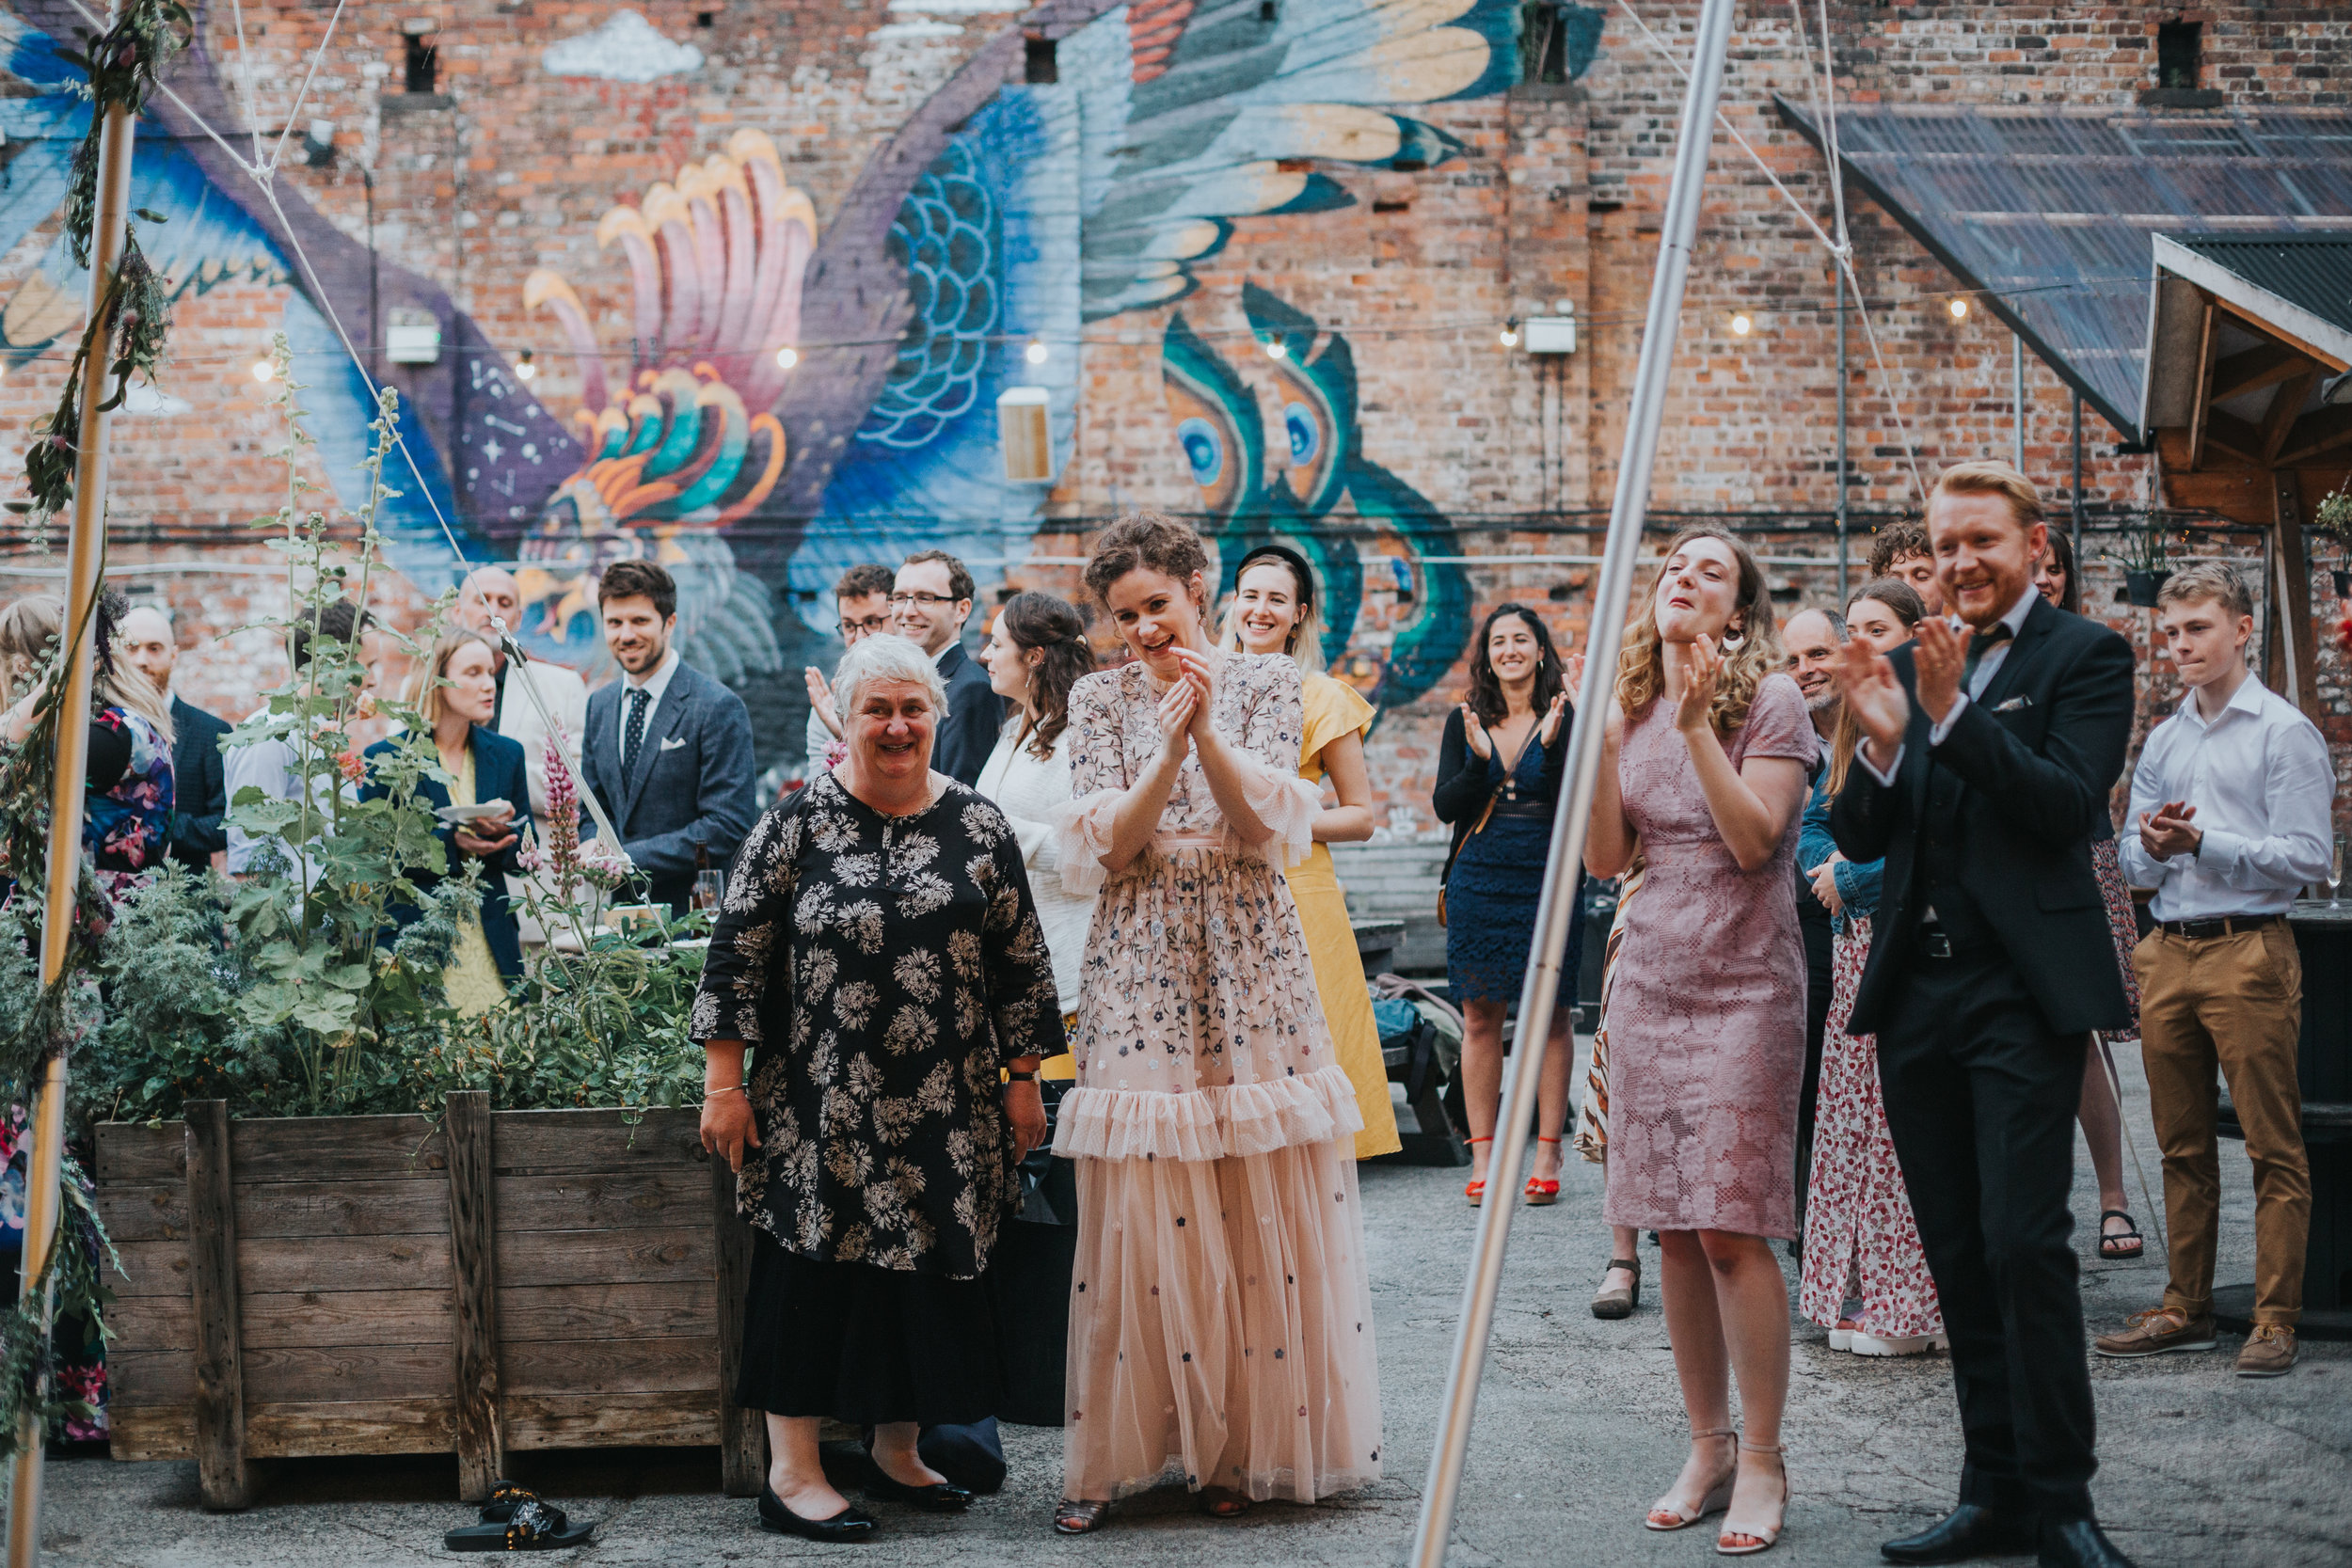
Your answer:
[0,0,192,1453]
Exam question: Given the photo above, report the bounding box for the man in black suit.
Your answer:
[578,560,757,915]
[1829,462,2138,1568]
[890,549,1004,786]
[117,604,231,871]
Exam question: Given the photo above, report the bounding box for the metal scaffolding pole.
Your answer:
[8,91,135,1568]
[1405,1,1738,1559]
[1836,265,1850,602]
[2012,333,2026,472]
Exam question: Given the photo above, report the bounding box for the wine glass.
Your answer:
[692,867,725,915]
[2332,835,2346,910]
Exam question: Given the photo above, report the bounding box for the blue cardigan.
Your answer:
[1799,766,1883,933]
[361,725,530,979]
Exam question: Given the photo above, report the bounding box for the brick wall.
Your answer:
[6,1,2347,827]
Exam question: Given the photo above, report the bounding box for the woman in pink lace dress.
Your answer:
[1049,514,1380,1534]
[1585,531,1816,1557]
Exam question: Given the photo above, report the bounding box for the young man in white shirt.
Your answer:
[2098,562,2331,1378]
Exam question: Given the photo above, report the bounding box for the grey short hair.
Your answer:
[833,632,950,721]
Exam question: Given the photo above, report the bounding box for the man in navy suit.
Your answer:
[578,560,757,914]
[117,603,231,871]
[890,549,1005,786]
[1830,462,2137,1568]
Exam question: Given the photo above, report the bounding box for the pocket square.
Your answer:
[1992,696,2033,713]
[660,736,688,752]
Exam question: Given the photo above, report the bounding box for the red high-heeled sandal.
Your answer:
[1525,1135,1563,1206]
[1464,1136,1493,1206]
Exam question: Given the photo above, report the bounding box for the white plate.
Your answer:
[437,800,515,824]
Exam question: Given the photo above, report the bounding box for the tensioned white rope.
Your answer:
[56,0,479,570]
[266,0,350,176]
[1614,0,1928,502]
[227,0,261,170]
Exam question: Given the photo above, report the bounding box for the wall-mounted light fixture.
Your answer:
[1948,297,1969,321]
[515,349,536,382]
[774,345,799,370]
[1499,317,1520,349]
[1521,301,1576,354]
[1025,339,1049,365]
[1730,312,1753,337]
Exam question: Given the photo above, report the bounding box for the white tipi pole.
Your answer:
[1406,1,1739,1559]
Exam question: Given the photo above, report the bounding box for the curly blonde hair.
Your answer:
[1613,529,1783,734]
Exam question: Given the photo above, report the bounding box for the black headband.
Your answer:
[1232,543,1316,610]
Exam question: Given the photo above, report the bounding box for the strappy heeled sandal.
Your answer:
[1644,1427,1736,1531]
[1524,1134,1563,1205]
[1591,1255,1640,1319]
[444,1498,597,1552]
[1055,1498,1111,1535]
[1464,1136,1493,1206]
[1717,1440,1788,1556]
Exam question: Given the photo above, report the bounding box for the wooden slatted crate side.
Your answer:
[492,1167,718,1233]
[106,1405,197,1463]
[109,1232,455,1299]
[102,1115,450,1185]
[501,1335,721,1397]
[487,1108,704,1176]
[247,1399,457,1460]
[503,1391,720,1451]
[493,1226,712,1289]
[97,1176,453,1244]
[115,1289,458,1354]
[494,1280,716,1341]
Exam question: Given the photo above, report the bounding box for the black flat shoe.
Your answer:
[864,1471,974,1512]
[1882,1503,2039,1564]
[2038,1518,2137,1568]
[758,1483,877,1542]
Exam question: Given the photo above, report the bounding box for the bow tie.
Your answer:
[1963,622,2012,685]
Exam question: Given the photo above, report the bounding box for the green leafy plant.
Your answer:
[2317,483,2352,549]
[2102,519,2177,576]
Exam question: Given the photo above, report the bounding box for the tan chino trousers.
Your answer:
[2133,923,2311,1326]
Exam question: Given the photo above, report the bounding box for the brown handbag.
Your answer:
[1436,792,1499,929]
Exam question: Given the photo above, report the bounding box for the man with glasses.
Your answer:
[890,548,1005,786]
[803,562,896,780]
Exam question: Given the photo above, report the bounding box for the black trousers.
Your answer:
[1794,904,1836,1233]
[1876,939,2096,1524]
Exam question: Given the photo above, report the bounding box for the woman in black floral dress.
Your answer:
[693,633,1062,1543]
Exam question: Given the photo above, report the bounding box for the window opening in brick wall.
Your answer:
[404,34,438,95]
[1025,36,1057,84]
[2157,22,2201,92]
[696,10,716,27]
[1521,2,1571,86]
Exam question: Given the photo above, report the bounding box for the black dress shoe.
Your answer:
[1882,1503,2039,1563]
[2039,1518,2137,1568]
[757,1483,878,1541]
[864,1471,974,1513]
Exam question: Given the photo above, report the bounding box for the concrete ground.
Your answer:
[33,1037,2351,1567]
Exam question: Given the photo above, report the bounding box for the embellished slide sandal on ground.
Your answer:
[444,1497,596,1551]
[1055,1498,1111,1535]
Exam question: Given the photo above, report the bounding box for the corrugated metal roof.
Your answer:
[1774,101,2352,442]
[2169,232,2352,337]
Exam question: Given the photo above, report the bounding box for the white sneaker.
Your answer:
[1849,1330,1947,1357]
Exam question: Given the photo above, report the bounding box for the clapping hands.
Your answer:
[1670,634,1724,734]
[1829,637,1910,766]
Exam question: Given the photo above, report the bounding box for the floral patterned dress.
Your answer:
[1798,915,1945,1340]
[689,768,1065,1423]
[1053,650,1382,1505]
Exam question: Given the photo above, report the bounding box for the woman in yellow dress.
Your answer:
[1221,545,1401,1158]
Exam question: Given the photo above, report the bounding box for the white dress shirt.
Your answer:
[1860,586,2038,786]
[224,734,357,882]
[2117,670,2333,921]
[612,646,681,765]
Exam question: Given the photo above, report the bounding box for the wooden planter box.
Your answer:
[94,1092,763,1509]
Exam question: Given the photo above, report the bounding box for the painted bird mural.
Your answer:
[1163,281,1472,714]
[1,0,1541,720]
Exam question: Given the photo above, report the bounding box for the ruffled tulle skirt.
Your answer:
[1061,1137,1383,1502]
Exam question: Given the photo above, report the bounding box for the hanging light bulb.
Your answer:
[1264,339,1288,360]
[1730,313,1753,338]
[1025,338,1050,366]
[252,358,275,383]
[1949,297,1970,320]
[1499,317,1520,349]
[774,345,800,370]
[515,349,536,382]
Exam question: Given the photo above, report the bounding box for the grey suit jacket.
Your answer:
[579,657,757,911]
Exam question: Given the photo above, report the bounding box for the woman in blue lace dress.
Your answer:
[1434,603,1585,1208]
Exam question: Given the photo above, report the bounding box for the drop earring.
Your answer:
[1720,625,1746,651]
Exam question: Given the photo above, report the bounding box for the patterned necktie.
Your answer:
[1963,622,2012,692]
[622,686,650,774]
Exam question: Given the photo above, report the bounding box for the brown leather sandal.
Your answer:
[1055,1498,1111,1535]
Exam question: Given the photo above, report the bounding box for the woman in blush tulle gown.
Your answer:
[1049,513,1381,1534]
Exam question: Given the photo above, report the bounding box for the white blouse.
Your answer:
[976,714,1095,1015]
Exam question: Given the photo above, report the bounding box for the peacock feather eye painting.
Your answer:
[0,0,1594,759]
